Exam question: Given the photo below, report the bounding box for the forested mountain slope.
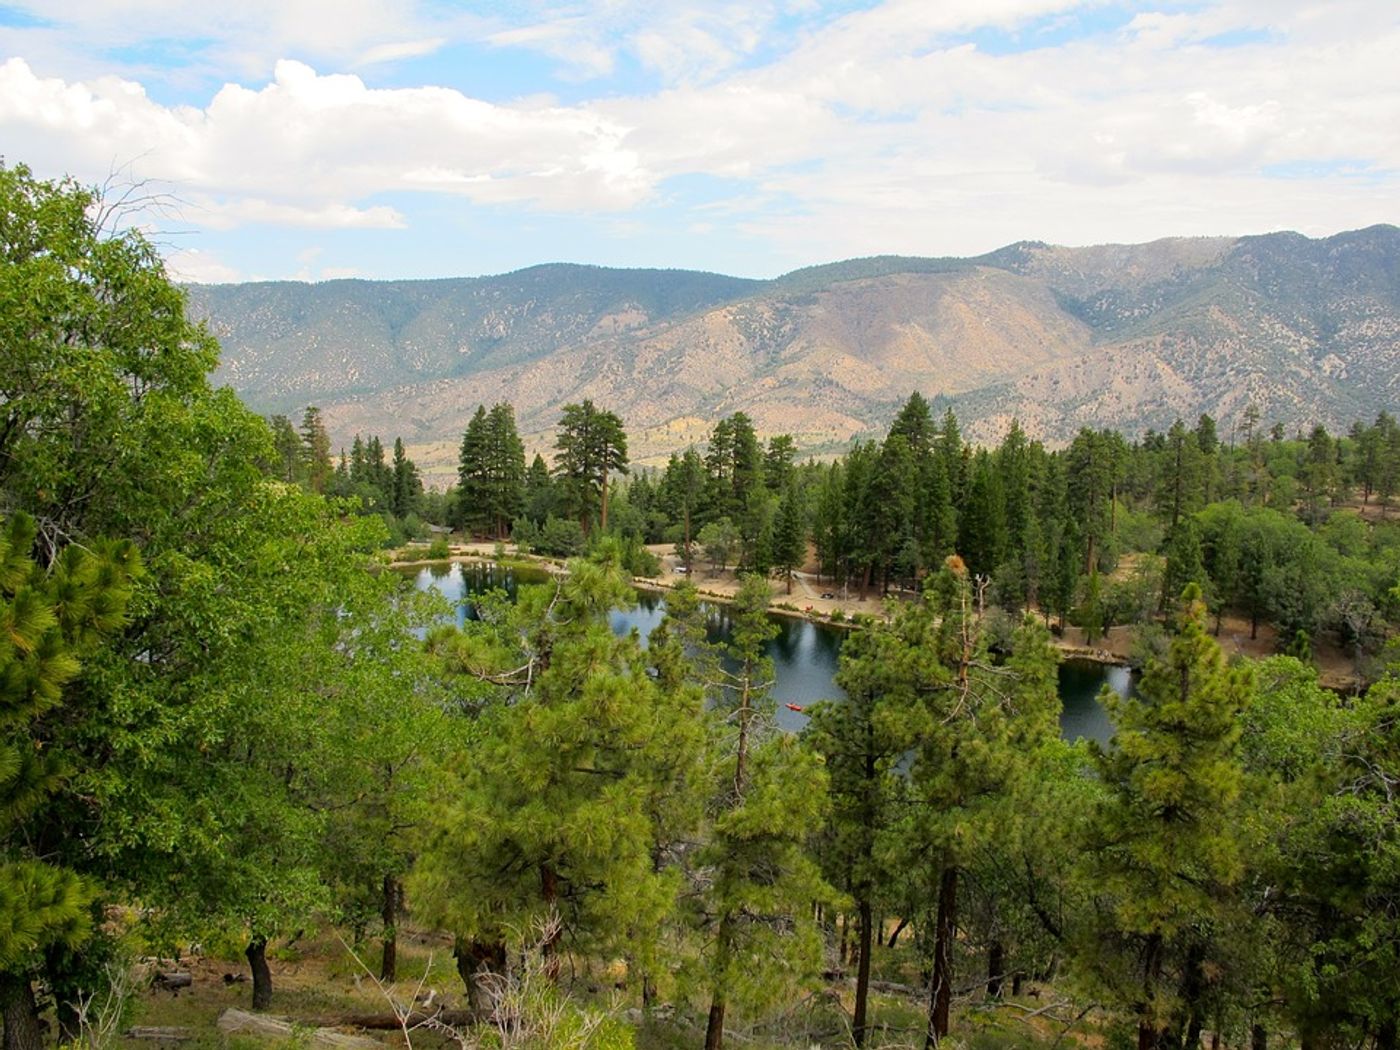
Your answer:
[189,226,1400,467]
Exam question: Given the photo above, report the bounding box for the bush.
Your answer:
[427,536,451,560]
[537,516,586,558]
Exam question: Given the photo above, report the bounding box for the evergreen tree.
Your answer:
[1161,518,1207,612]
[1068,428,1118,571]
[522,452,554,525]
[484,403,526,537]
[457,406,491,535]
[1085,584,1254,1050]
[300,406,333,494]
[699,576,829,1050]
[804,617,915,1045]
[415,551,700,1010]
[879,560,1060,1049]
[890,391,936,456]
[0,515,138,1042]
[269,415,303,484]
[959,448,1008,577]
[763,434,797,492]
[661,448,705,570]
[554,401,628,534]
[390,437,421,520]
[813,462,847,586]
[771,479,806,594]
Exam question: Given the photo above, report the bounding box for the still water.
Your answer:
[410,562,1126,743]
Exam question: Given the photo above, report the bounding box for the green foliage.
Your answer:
[1,513,138,970]
[414,550,704,971]
[554,401,628,534]
[693,576,831,1041]
[1083,584,1255,1046]
[458,403,526,538]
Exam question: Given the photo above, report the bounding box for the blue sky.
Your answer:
[1,0,1396,282]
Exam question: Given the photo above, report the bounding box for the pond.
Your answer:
[408,562,1127,743]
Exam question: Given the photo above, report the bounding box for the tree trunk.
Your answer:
[44,943,83,1044]
[1249,1024,1266,1050]
[246,937,273,1011]
[1136,933,1163,1050]
[1011,971,1023,997]
[703,993,726,1050]
[986,940,1005,1000]
[887,916,909,949]
[600,475,609,533]
[1179,942,1205,1050]
[1377,1019,1397,1050]
[923,866,958,1050]
[684,507,693,572]
[854,897,874,1047]
[539,864,561,977]
[454,939,506,1021]
[1185,1012,1204,1050]
[379,873,400,983]
[0,974,42,1050]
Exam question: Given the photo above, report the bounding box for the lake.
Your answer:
[408,561,1127,743]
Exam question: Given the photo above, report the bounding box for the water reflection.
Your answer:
[405,562,1119,741]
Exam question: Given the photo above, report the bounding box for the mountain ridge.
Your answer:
[187,225,1400,482]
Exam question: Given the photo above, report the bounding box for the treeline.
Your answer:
[268,408,455,544]
[455,392,1400,675]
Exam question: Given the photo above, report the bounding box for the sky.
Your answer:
[1,0,1396,283]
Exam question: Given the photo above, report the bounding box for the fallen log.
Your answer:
[124,1027,194,1041]
[217,1009,383,1049]
[153,972,192,991]
[323,1010,474,1031]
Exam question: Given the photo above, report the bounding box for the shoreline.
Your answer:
[389,546,1132,667]
[390,543,1365,689]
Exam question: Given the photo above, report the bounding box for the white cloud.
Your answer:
[2,1,1398,273]
[0,0,472,80]
[165,247,243,283]
[355,38,447,67]
[0,57,655,220]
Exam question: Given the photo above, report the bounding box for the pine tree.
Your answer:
[700,576,830,1050]
[390,437,421,520]
[805,618,915,1045]
[269,415,303,483]
[1157,419,1204,530]
[763,434,797,493]
[900,562,1060,1048]
[1,514,138,1045]
[414,551,700,1011]
[1086,584,1254,1050]
[300,406,333,493]
[554,401,628,534]
[661,448,705,570]
[457,406,491,535]
[522,453,554,526]
[771,479,806,594]
[484,403,526,538]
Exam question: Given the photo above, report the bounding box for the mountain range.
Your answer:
[187,225,1400,483]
